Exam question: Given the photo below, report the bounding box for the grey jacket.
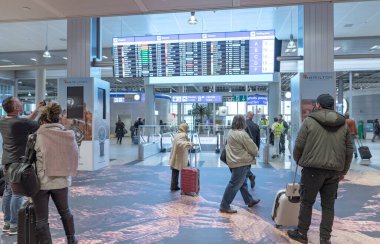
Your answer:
[293,109,353,175]
[226,129,258,168]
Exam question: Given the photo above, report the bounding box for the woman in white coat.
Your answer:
[169,123,192,191]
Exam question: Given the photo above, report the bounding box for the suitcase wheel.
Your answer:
[275,224,281,228]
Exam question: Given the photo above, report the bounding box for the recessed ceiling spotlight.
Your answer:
[62,57,68,60]
[0,59,12,63]
[18,81,22,84]
[28,92,32,97]
[30,58,37,62]
[370,45,380,50]
[102,55,108,59]
[334,46,341,51]
[354,73,360,77]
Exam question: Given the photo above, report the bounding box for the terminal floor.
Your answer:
[0,139,380,243]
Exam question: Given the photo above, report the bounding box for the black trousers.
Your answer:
[297,168,339,240]
[32,187,75,242]
[279,133,286,153]
[117,136,123,144]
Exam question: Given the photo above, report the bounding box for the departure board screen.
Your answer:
[113,30,275,78]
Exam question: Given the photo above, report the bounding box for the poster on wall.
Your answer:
[300,72,335,121]
[59,78,94,141]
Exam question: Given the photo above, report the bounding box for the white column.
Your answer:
[349,71,353,116]
[144,84,155,126]
[268,73,281,123]
[35,68,46,103]
[302,2,334,72]
[67,18,91,77]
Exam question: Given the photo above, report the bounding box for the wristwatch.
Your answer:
[98,126,106,157]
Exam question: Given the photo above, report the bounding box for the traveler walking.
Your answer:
[33,103,79,244]
[115,119,126,144]
[220,115,260,214]
[245,111,260,189]
[169,123,193,191]
[344,113,358,158]
[271,117,282,158]
[372,119,380,142]
[287,94,353,244]
[0,96,41,235]
[278,114,289,155]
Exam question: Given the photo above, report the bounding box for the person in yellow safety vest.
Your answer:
[271,117,283,158]
[259,115,270,138]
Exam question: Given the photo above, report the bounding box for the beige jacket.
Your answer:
[35,123,79,190]
[169,132,192,170]
[226,129,258,168]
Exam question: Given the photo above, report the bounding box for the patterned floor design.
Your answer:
[1,164,379,244]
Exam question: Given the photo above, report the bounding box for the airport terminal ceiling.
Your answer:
[1,1,380,101]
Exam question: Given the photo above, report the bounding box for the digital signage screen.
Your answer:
[113,31,275,78]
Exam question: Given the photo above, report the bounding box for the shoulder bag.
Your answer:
[8,133,40,197]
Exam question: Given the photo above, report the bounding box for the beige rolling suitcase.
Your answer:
[271,164,301,228]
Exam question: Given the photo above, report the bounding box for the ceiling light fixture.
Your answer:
[370,45,380,50]
[62,57,67,60]
[30,58,37,62]
[334,46,341,51]
[229,88,232,93]
[42,23,51,58]
[28,92,32,97]
[188,11,198,25]
[102,55,108,59]
[287,8,297,51]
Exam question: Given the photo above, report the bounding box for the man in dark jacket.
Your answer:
[0,96,41,235]
[245,111,260,189]
[288,94,353,244]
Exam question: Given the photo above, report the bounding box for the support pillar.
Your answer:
[144,84,155,126]
[35,68,46,103]
[268,73,281,123]
[349,71,353,116]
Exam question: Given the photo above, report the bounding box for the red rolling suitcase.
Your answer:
[181,150,200,196]
[18,200,37,244]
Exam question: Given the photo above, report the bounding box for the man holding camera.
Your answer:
[0,96,43,235]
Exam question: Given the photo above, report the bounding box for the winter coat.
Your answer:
[115,122,126,137]
[35,123,79,190]
[169,132,192,170]
[293,109,353,175]
[225,129,258,169]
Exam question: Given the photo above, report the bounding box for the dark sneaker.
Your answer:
[354,153,358,158]
[219,208,237,214]
[249,175,256,189]
[170,187,180,191]
[287,229,308,243]
[320,238,331,244]
[2,223,10,232]
[247,199,260,207]
[8,227,17,235]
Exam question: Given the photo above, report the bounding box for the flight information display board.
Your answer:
[113,30,275,78]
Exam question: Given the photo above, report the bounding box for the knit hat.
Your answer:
[316,94,334,110]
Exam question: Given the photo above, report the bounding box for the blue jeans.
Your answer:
[220,165,254,210]
[2,183,24,228]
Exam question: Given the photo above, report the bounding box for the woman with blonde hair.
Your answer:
[33,102,79,243]
[220,115,260,213]
[169,123,193,191]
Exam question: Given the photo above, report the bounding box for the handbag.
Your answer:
[8,133,40,197]
[220,148,227,164]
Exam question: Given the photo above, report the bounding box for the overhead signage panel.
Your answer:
[113,30,275,78]
[171,95,222,103]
